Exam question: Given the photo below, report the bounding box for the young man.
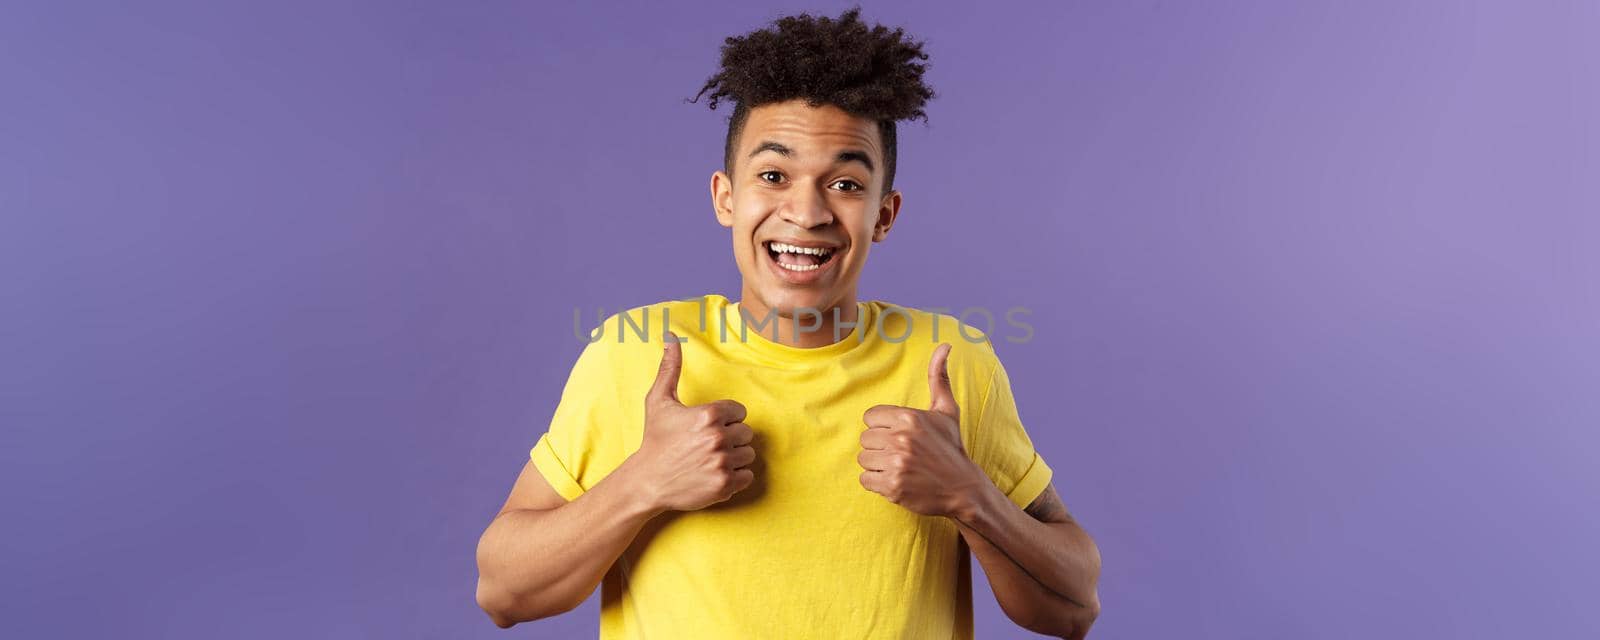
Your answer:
[475,9,1101,639]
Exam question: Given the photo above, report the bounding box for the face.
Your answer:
[710,99,902,320]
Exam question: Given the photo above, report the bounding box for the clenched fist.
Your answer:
[625,331,757,512]
[858,343,988,518]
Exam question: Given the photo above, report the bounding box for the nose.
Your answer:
[779,182,834,229]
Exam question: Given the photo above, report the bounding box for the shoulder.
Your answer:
[867,299,999,349]
[558,295,728,395]
[582,295,726,341]
[866,299,1004,384]
[575,294,728,361]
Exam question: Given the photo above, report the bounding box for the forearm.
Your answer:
[475,461,661,626]
[954,485,1100,637]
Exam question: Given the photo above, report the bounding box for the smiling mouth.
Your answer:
[764,240,839,272]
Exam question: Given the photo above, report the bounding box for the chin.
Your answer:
[759,289,840,318]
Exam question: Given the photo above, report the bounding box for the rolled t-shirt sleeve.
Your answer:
[970,355,1054,510]
[529,336,626,502]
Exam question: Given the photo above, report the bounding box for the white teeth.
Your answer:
[768,241,834,257]
[777,261,821,271]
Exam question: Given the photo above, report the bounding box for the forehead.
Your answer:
[739,100,882,161]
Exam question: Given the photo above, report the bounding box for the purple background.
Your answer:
[4,1,1597,638]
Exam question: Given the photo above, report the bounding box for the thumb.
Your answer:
[927,342,959,420]
[648,331,683,406]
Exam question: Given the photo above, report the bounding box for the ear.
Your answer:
[711,170,735,228]
[871,189,902,242]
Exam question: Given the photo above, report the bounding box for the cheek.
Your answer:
[841,212,877,252]
[728,200,763,255]
[731,196,774,235]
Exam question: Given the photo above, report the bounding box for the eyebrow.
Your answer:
[748,141,875,174]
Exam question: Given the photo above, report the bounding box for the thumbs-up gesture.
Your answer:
[858,343,987,518]
[626,332,757,512]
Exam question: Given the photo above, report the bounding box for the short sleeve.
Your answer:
[529,336,628,502]
[970,356,1053,510]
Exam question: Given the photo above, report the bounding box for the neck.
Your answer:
[736,292,860,349]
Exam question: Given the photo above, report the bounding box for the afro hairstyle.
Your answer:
[691,7,935,194]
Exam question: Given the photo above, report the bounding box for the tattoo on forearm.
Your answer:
[1025,486,1073,524]
[954,484,1091,610]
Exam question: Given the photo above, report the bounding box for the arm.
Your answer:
[952,483,1101,639]
[858,343,1100,638]
[474,458,662,627]
[476,334,756,627]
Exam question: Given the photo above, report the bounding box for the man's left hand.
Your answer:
[858,343,989,518]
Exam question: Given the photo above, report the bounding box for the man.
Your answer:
[475,8,1100,639]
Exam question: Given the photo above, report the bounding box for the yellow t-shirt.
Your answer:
[530,294,1052,639]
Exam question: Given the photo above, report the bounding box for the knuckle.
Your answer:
[712,400,741,420]
[694,406,720,425]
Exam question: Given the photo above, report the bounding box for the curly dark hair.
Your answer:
[690,7,935,194]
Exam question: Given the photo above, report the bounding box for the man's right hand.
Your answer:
[625,331,756,512]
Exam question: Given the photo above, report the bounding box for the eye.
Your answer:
[758,171,785,184]
[831,179,863,192]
